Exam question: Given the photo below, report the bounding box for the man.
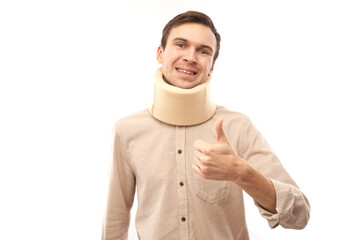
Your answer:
[102,11,310,240]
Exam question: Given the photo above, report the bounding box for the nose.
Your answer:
[183,49,197,64]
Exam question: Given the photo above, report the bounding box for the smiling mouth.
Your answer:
[176,67,197,75]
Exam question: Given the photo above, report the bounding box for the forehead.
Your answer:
[167,23,217,48]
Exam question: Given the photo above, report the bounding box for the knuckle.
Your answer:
[201,156,211,164]
[202,173,211,180]
[208,146,215,153]
[202,166,210,175]
[203,146,214,155]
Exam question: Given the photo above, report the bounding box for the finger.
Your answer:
[194,156,202,167]
[215,117,229,143]
[192,164,205,178]
[193,139,212,153]
[194,149,203,160]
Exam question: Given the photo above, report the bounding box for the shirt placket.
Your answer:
[175,126,189,240]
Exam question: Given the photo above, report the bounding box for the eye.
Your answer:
[200,50,208,54]
[177,43,185,48]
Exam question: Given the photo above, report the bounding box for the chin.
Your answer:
[175,81,197,89]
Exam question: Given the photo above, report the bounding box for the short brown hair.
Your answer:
[161,11,221,62]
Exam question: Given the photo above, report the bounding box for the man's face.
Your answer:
[156,23,217,89]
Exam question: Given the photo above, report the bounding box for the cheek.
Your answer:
[163,54,175,67]
[201,60,213,72]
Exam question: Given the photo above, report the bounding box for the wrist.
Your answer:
[232,156,253,187]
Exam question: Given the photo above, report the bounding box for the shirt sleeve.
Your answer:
[239,118,310,229]
[102,128,136,240]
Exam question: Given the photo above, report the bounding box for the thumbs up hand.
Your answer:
[192,118,248,181]
[193,118,277,213]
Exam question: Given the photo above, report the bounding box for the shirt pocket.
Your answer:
[193,173,232,203]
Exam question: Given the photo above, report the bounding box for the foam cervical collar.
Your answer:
[149,68,216,126]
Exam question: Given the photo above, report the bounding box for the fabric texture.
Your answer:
[102,106,310,240]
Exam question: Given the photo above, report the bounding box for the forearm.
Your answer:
[233,159,277,214]
[233,158,310,229]
[238,117,310,228]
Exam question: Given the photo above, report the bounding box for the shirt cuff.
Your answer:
[254,178,296,228]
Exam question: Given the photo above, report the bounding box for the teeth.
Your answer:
[177,68,195,75]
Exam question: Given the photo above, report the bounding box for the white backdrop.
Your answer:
[1,0,359,239]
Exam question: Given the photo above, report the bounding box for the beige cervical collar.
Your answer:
[149,68,216,126]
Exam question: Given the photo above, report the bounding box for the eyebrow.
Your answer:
[172,37,214,52]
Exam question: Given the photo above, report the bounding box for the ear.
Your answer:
[208,63,215,76]
[156,45,164,64]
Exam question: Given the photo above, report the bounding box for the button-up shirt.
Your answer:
[102,106,310,240]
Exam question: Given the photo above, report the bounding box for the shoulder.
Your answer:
[114,108,150,125]
[215,105,251,126]
[112,108,172,140]
[113,109,155,134]
[214,105,254,140]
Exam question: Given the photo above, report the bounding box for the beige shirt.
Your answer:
[102,106,310,240]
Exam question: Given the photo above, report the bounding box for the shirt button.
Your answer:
[181,217,186,222]
[179,182,184,186]
[178,149,182,154]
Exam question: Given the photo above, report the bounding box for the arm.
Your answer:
[192,118,310,229]
[232,161,277,213]
[240,118,310,229]
[102,129,136,240]
[193,118,276,213]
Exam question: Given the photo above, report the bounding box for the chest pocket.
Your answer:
[193,173,232,203]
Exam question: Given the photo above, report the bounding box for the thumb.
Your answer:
[215,118,229,143]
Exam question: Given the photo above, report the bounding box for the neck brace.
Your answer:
[149,68,216,126]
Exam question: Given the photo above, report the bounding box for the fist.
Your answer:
[192,118,246,181]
